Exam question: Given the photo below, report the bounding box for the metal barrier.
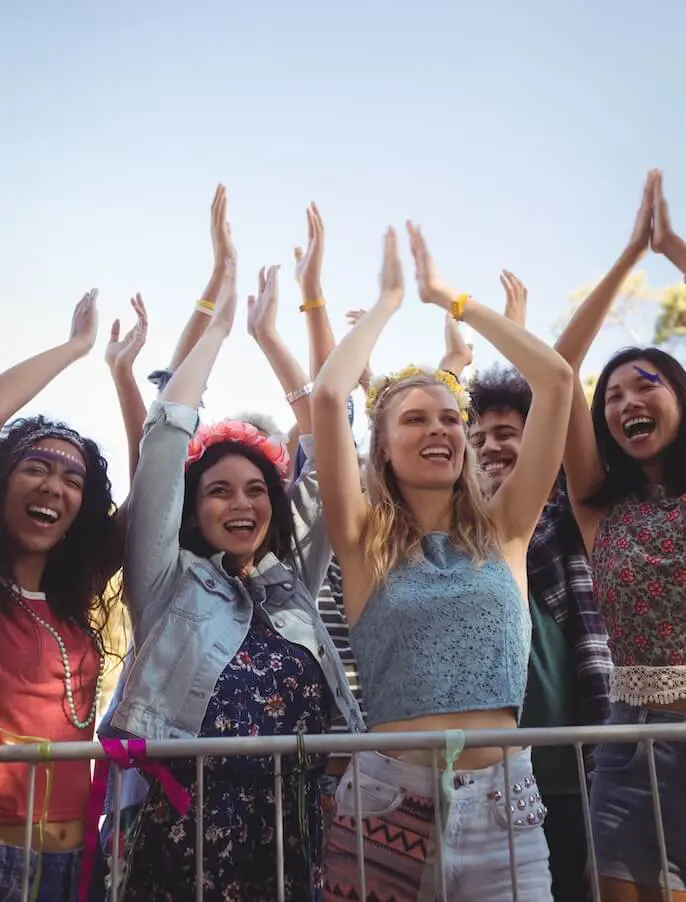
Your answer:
[1,723,685,902]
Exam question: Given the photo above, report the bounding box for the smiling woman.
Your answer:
[554,169,686,900]
[312,223,573,900]
[111,205,362,902]
[0,291,124,902]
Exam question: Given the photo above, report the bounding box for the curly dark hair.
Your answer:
[0,415,122,631]
[467,364,533,426]
[588,347,686,507]
[180,442,299,573]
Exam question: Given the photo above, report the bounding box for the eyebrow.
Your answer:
[23,450,86,478]
[204,477,266,490]
[401,407,459,416]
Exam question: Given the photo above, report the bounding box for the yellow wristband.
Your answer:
[299,298,326,313]
[451,293,470,321]
[196,298,216,317]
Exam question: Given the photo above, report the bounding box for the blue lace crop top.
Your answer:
[350,533,531,728]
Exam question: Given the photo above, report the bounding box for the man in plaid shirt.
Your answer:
[469,365,612,902]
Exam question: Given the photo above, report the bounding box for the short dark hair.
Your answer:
[180,442,299,572]
[588,346,686,507]
[468,365,533,427]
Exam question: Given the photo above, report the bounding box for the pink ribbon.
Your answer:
[78,738,191,901]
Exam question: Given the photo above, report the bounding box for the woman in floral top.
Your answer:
[116,204,362,902]
[555,169,686,901]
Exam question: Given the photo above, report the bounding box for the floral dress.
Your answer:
[122,613,331,902]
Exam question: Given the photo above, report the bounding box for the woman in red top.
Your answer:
[0,290,140,901]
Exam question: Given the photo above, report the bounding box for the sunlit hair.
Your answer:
[362,375,500,585]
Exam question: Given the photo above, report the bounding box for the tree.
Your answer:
[653,282,686,360]
[555,270,661,344]
[582,373,599,406]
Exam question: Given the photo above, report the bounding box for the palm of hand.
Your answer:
[248,266,279,338]
[106,325,145,368]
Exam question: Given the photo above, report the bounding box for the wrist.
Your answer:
[254,328,282,349]
[66,337,93,361]
[301,284,323,305]
[110,360,136,381]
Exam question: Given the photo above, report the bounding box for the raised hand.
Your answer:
[294,203,324,302]
[105,294,148,373]
[380,228,404,307]
[652,171,674,254]
[500,270,528,328]
[627,170,656,259]
[406,222,453,310]
[211,184,235,271]
[69,289,99,356]
[247,265,280,341]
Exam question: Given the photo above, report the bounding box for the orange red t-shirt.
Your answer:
[0,588,99,824]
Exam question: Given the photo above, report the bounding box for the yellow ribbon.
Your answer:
[0,728,53,902]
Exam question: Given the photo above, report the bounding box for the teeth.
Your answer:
[484,462,506,472]
[225,520,255,529]
[27,506,59,522]
[624,417,653,428]
[420,446,450,459]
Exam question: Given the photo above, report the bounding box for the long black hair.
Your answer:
[180,441,299,573]
[587,346,686,507]
[0,415,121,629]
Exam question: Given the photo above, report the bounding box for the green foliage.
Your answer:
[653,283,686,346]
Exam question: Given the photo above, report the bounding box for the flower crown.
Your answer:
[186,420,291,480]
[365,364,471,422]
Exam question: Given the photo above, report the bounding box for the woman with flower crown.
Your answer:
[0,289,147,901]
[312,224,574,901]
[112,212,363,901]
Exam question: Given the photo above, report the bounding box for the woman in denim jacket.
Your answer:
[113,237,362,900]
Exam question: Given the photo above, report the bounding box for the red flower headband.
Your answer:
[186,420,291,480]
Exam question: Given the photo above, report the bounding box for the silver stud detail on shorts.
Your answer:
[517,799,527,810]
[513,783,523,794]
[515,817,524,826]
[523,776,532,788]
[526,813,537,825]
[488,790,503,802]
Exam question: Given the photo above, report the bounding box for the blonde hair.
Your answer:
[361,374,500,585]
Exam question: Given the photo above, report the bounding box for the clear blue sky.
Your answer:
[1,1,685,499]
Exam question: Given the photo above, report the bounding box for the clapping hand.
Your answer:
[105,294,148,373]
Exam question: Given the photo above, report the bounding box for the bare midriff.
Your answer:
[371,708,521,771]
[0,819,84,852]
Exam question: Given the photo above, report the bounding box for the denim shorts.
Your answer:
[0,843,80,902]
[325,747,552,901]
[590,701,686,891]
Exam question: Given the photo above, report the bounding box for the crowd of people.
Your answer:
[0,169,685,902]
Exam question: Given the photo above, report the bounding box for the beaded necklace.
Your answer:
[11,587,105,731]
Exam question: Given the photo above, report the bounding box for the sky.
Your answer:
[1,0,685,500]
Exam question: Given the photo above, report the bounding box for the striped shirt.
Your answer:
[317,557,365,732]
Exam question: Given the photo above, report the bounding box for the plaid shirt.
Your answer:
[527,478,612,727]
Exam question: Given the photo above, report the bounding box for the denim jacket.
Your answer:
[112,400,364,740]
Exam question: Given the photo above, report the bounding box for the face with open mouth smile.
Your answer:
[469,408,524,492]
[196,453,273,569]
[603,359,681,463]
[3,439,87,554]
[381,384,467,489]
